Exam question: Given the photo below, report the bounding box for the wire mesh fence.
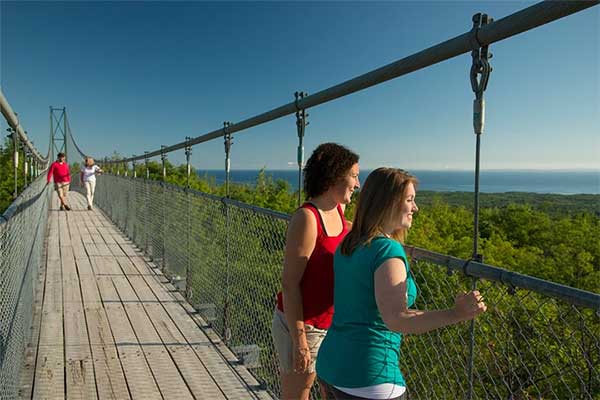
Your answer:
[0,176,50,400]
[93,174,599,399]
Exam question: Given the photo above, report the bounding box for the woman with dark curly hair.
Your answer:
[272,143,360,399]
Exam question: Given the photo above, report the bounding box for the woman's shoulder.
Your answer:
[370,237,406,257]
[289,206,317,227]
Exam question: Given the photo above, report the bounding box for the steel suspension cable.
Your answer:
[94,0,597,165]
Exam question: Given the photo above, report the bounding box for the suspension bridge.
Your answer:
[1,2,599,399]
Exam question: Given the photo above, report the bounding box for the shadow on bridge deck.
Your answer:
[19,191,271,400]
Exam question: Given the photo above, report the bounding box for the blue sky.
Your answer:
[1,1,598,171]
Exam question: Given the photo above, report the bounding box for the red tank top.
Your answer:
[276,202,348,329]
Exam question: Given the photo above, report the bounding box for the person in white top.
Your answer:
[80,157,103,210]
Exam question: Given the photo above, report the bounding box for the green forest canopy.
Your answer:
[2,152,598,294]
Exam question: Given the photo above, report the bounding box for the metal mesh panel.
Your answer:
[163,185,190,281]
[187,190,229,336]
[222,202,288,394]
[93,174,600,399]
[403,260,600,399]
[0,176,50,400]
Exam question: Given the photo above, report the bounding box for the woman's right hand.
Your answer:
[292,344,311,374]
[453,290,487,321]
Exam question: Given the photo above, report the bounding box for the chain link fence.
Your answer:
[0,176,50,400]
[94,174,599,399]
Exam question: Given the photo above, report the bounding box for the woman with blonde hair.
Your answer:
[316,167,486,399]
[80,157,102,210]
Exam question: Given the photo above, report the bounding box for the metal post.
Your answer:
[10,128,18,198]
[161,145,167,181]
[184,137,193,300]
[23,149,29,188]
[145,152,150,179]
[29,152,34,181]
[161,146,167,271]
[223,122,232,198]
[222,121,233,342]
[144,151,150,254]
[467,13,493,400]
[132,158,137,178]
[294,91,309,205]
[49,107,54,160]
[124,162,129,177]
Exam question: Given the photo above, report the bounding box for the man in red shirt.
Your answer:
[47,152,72,211]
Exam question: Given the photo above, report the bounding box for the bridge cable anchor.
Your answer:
[470,12,493,136]
[223,122,233,198]
[184,136,193,188]
[160,145,168,180]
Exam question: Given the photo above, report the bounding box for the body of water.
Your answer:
[197,169,600,195]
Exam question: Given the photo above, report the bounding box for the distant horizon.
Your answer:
[197,167,600,173]
[2,2,598,171]
[194,168,599,195]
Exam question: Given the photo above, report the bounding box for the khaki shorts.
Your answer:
[54,182,70,197]
[271,309,327,374]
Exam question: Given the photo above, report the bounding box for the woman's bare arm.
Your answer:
[375,258,486,335]
[281,208,317,372]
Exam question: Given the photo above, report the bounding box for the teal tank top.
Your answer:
[316,237,417,388]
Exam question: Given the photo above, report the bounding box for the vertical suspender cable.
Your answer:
[185,137,193,301]
[223,122,232,198]
[23,148,28,188]
[295,91,308,206]
[467,12,493,400]
[144,152,150,254]
[223,122,233,342]
[161,146,167,271]
[12,128,19,199]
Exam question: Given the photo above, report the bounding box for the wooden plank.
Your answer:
[108,243,128,257]
[121,271,226,398]
[104,306,162,399]
[63,214,98,400]
[33,254,65,399]
[33,191,271,400]
[91,256,122,276]
[115,257,142,276]
[110,276,194,399]
[33,345,65,400]
[86,310,131,400]
[18,213,51,399]
[97,274,162,399]
[76,255,130,400]
[127,256,265,399]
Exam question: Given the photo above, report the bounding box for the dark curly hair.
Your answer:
[303,143,359,199]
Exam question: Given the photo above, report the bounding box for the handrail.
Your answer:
[113,174,600,312]
[102,0,599,164]
[0,89,49,165]
[0,175,50,223]
[405,245,600,312]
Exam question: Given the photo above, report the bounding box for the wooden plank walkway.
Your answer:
[19,191,271,400]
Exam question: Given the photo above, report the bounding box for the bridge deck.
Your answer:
[19,192,270,400]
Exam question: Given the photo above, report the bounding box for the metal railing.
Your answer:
[0,176,51,400]
[94,174,600,399]
[97,0,598,166]
[0,91,48,166]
